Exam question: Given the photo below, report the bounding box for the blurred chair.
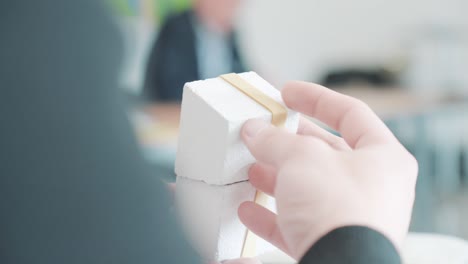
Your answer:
[321,67,398,88]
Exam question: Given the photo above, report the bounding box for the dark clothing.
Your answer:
[0,1,198,263]
[143,10,246,102]
[0,1,400,264]
[300,226,401,264]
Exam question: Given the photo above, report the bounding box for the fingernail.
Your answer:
[243,119,269,139]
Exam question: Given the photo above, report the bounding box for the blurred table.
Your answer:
[134,103,180,147]
[131,103,181,178]
[334,86,467,119]
[144,103,181,129]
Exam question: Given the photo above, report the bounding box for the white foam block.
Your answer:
[176,176,275,261]
[175,72,300,185]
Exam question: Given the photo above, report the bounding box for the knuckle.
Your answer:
[329,137,348,150]
[405,151,419,177]
[393,147,419,183]
[349,98,371,112]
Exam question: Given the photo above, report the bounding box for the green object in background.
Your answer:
[108,0,137,16]
[107,0,191,24]
[155,0,191,22]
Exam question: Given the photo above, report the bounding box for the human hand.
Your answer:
[238,82,418,260]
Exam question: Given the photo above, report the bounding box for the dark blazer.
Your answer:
[143,10,246,102]
[0,1,400,263]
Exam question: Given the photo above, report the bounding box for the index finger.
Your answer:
[282,81,396,148]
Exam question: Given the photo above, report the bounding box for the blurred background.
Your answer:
[108,0,468,239]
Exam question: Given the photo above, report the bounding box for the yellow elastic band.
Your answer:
[219,73,287,258]
[220,73,287,127]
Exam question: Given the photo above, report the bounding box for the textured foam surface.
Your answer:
[176,176,276,261]
[175,72,300,185]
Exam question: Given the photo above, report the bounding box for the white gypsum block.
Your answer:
[175,176,275,261]
[175,71,299,185]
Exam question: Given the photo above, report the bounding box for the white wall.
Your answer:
[236,0,468,86]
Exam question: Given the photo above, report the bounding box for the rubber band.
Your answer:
[220,73,287,257]
[220,73,287,127]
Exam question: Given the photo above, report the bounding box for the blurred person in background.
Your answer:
[143,0,247,102]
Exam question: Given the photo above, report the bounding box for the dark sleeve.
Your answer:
[0,1,199,263]
[143,17,172,101]
[300,226,401,264]
[143,12,198,102]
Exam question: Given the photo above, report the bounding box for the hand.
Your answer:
[238,82,418,260]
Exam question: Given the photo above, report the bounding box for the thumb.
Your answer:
[241,119,321,168]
